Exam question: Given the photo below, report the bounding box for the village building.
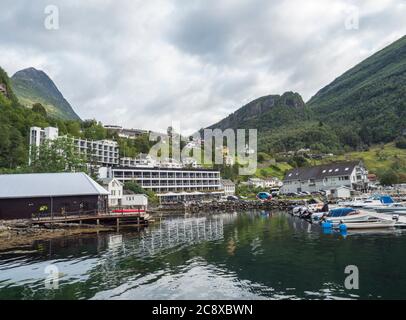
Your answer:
[330,186,352,199]
[122,191,148,209]
[99,166,224,203]
[100,178,123,207]
[248,177,282,189]
[29,126,119,167]
[0,172,108,220]
[0,83,8,96]
[221,179,236,196]
[280,161,369,194]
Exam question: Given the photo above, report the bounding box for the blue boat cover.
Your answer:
[328,208,355,217]
[380,196,394,204]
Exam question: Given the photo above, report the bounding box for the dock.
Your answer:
[31,212,150,228]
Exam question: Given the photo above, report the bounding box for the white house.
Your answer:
[248,177,282,189]
[221,179,236,196]
[100,178,123,207]
[330,186,351,199]
[280,161,369,194]
[122,192,148,209]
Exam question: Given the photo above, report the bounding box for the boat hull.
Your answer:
[341,221,396,229]
[325,214,371,223]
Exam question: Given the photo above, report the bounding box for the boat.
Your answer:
[374,203,406,214]
[340,195,395,209]
[338,219,396,230]
[316,207,371,223]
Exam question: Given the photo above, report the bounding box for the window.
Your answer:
[322,170,326,173]
[335,169,339,172]
[328,169,333,172]
[345,167,349,171]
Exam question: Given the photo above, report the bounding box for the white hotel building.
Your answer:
[29,127,119,167]
[99,166,224,203]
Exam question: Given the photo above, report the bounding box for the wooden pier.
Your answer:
[31,212,150,227]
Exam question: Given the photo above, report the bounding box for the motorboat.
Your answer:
[338,219,397,230]
[316,207,371,223]
[340,195,395,209]
[374,203,406,214]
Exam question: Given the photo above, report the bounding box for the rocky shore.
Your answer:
[0,220,113,251]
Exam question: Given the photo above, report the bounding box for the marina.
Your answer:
[2,211,406,300]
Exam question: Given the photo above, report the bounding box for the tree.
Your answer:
[124,181,159,205]
[30,137,87,173]
[378,169,399,186]
[32,103,47,117]
[395,136,406,149]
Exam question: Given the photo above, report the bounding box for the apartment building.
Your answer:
[280,161,369,194]
[99,166,224,202]
[74,138,119,166]
[29,127,119,167]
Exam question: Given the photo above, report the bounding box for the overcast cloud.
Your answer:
[1,0,405,134]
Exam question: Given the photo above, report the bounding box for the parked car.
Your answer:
[227,195,239,201]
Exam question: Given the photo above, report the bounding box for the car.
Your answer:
[256,192,272,201]
[227,195,239,201]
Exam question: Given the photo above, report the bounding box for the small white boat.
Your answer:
[316,207,371,223]
[375,203,406,214]
[339,220,396,230]
[342,195,395,209]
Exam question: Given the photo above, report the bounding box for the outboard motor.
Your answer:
[393,214,400,222]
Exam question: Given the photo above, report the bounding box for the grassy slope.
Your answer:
[252,143,405,182]
[329,143,406,175]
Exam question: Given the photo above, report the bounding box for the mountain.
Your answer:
[11,67,81,120]
[206,35,406,153]
[208,91,307,132]
[308,35,406,145]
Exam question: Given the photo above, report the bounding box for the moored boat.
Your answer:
[338,219,396,230]
[375,203,406,214]
[317,207,371,223]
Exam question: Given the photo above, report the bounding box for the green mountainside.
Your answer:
[11,67,81,121]
[308,35,406,145]
[207,35,406,154]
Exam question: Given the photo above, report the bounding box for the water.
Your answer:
[1,211,406,300]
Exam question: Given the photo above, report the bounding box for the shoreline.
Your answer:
[0,221,115,251]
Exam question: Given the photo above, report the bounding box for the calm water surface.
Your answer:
[1,211,406,300]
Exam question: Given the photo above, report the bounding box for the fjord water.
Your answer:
[1,212,406,300]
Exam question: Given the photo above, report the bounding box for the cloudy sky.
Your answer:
[1,0,405,134]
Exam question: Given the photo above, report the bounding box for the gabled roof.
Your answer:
[283,161,361,182]
[0,172,109,199]
[99,177,123,186]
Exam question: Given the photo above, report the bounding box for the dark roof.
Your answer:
[283,161,361,182]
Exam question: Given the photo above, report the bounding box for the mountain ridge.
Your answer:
[11,67,81,121]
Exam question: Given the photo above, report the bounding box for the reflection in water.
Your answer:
[1,211,406,300]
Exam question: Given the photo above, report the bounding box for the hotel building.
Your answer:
[99,166,224,203]
[29,127,119,167]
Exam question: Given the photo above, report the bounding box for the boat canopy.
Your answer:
[380,196,394,204]
[328,208,356,217]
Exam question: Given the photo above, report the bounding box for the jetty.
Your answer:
[31,211,150,228]
[158,199,304,214]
